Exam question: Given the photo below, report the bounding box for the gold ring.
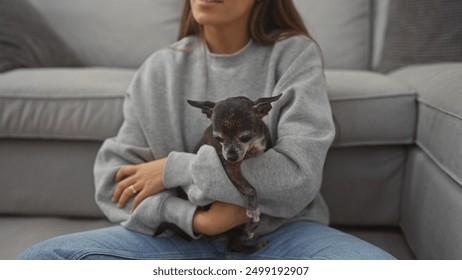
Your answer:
[129,185,137,194]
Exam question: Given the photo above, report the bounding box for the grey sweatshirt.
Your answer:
[94,35,335,238]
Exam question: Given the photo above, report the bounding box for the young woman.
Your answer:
[18,0,394,260]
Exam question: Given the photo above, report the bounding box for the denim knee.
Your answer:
[17,239,69,260]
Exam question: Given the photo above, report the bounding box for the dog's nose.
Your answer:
[226,152,239,162]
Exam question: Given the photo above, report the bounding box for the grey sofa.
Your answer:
[1,0,461,260]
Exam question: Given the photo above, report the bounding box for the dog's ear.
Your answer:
[187,100,215,118]
[253,93,282,117]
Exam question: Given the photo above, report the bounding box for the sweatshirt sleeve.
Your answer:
[93,65,198,238]
[163,42,335,218]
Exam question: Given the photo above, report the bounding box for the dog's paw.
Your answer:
[246,208,261,223]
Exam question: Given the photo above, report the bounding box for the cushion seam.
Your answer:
[330,92,416,102]
[0,94,124,100]
[418,99,462,121]
[415,141,462,187]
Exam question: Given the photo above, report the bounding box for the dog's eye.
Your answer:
[239,135,252,143]
[214,136,225,143]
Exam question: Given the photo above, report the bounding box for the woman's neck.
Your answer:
[203,23,250,55]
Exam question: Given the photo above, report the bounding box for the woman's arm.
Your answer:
[94,68,199,237]
[192,201,249,236]
[112,158,167,211]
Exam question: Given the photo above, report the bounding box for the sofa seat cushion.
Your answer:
[0,68,134,141]
[326,70,417,147]
[390,63,462,186]
[1,69,417,146]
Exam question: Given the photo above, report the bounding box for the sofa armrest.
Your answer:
[390,63,462,118]
[389,63,462,186]
[391,63,462,259]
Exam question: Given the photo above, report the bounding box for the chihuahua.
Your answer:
[186,93,282,252]
[155,94,282,253]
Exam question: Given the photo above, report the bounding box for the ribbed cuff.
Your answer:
[161,195,201,239]
[163,151,195,189]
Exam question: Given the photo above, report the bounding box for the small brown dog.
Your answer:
[156,94,282,253]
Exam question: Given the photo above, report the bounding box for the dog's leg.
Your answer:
[222,161,260,223]
[221,162,264,253]
[227,236,268,253]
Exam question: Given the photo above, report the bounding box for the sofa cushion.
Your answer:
[294,0,372,70]
[29,0,373,70]
[339,226,415,260]
[0,0,83,73]
[326,70,416,147]
[0,68,134,140]
[0,69,417,146]
[28,0,183,68]
[0,139,105,218]
[379,0,462,72]
[402,148,462,259]
[322,146,407,227]
[390,63,462,186]
[371,0,390,69]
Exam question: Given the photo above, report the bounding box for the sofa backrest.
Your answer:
[294,0,373,70]
[29,0,387,70]
[372,0,390,69]
[29,0,183,68]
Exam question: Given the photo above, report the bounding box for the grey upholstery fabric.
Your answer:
[339,227,415,260]
[322,146,406,226]
[0,68,134,140]
[0,141,408,227]
[0,69,417,146]
[326,70,416,147]
[415,103,462,186]
[390,63,462,186]
[372,0,390,69]
[390,64,462,121]
[379,0,462,72]
[392,64,462,259]
[0,0,82,73]
[28,0,374,69]
[28,0,184,68]
[402,148,462,259]
[294,0,372,70]
[0,139,104,217]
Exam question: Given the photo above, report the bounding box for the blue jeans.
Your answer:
[17,221,395,260]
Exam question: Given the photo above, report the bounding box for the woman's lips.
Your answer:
[199,0,224,6]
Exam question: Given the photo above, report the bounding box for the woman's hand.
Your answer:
[193,201,249,236]
[112,158,167,211]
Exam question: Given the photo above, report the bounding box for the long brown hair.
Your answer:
[178,0,315,44]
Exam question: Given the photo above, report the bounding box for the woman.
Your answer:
[18,0,394,260]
